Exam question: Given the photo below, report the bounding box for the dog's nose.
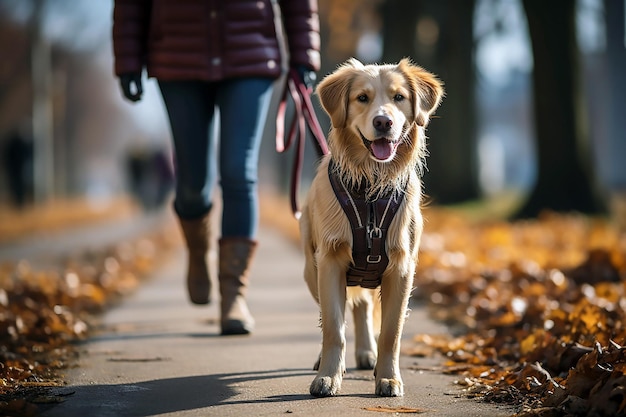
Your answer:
[373,115,393,132]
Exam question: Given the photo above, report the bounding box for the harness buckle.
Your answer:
[367,255,382,263]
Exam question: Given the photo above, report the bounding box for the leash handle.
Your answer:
[276,68,329,218]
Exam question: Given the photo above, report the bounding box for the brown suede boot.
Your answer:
[219,238,256,335]
[178,214,212,305]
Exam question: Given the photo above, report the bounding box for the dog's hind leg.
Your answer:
[374,268,413,397]
[300,210,320,304]
[309,257,347,397]
[351,289,377,370]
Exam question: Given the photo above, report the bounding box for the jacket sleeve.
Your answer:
[112,0,151,76]
[279,0,321,72]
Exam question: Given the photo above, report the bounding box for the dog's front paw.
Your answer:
[375,378,404,397]
[310,375,342,397]
[356,350,376,370]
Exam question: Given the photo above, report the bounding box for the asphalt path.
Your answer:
[26,217,514,417]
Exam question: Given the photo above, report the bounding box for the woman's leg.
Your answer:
[216,77,274,239]
[158,80,217,219]
[158,80,217,305]
[215,77,274,334]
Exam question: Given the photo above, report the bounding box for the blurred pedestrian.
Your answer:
[2,128,34,208]
[112,0,320,335]
[126,146,174,211]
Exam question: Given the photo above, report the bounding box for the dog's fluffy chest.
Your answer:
[326,160,407,288]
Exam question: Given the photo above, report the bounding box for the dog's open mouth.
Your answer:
[359,130,400,162]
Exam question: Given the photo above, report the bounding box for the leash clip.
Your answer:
[368,224,382,239]
[366,223,382,250]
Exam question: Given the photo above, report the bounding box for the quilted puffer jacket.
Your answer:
[112,0,321,81]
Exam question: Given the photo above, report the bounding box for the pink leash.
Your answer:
[276,68,329,219]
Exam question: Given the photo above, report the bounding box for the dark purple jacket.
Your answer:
[113,0,321,81]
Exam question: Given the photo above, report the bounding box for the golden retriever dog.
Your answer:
[300,58,443,397]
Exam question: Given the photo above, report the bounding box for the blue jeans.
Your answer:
[158,78,274,239]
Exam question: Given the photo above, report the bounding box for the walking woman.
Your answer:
[112,0,321,335]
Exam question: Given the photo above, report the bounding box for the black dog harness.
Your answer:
[328,162,405,289]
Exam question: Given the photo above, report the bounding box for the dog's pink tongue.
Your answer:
[371,139,395,160]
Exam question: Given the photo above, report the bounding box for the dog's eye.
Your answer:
[356,94,369,103]
[393,94,405,102]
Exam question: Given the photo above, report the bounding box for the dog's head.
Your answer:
[316,58,443,164]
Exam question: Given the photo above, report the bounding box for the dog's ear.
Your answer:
[316,59,363,128]
[398,58,444,127]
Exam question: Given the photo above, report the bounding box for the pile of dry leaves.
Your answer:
[0,222,178,416]
[411,209,626,416]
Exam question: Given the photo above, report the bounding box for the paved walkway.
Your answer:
[38,222,514,417]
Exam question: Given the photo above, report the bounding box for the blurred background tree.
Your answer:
[516,0,607,217]
[382,0,480,204]
[603,0,626,194]
[0,0,172,210]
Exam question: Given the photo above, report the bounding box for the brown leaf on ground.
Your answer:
[106,357,171,363]
[412,209,626,416]
[363,405,430,413]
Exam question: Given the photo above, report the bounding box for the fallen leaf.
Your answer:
[106,357,171,363]
[363,405,430,413]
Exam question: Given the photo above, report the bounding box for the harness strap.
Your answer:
[328,162,405,289]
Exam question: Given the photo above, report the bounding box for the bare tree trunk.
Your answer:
[382,0,480,204]
[31,0,54,203]
[516,0,606,218]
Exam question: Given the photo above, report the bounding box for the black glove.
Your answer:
[293,65,316,90]
[119,72,143,102]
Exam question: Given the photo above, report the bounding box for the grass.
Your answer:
[0,196,140,244]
